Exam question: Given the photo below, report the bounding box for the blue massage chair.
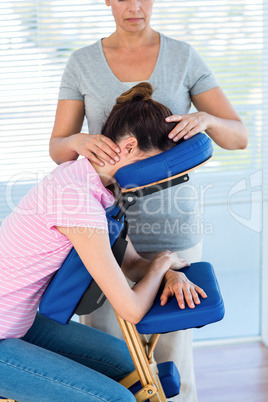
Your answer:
[35,133,225,402]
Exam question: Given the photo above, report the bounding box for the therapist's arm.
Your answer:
[166,87,248,150]
[49,100,121,165]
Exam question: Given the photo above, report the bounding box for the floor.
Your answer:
[194,342,268,402]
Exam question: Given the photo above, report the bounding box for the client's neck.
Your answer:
[90,161,119,188]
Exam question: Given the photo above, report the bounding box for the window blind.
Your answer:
[0,0,266,220]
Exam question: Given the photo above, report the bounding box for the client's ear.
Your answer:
[123,137,139,155]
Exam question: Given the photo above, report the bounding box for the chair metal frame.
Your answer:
[114,172,194,400]
[117,313,166,401]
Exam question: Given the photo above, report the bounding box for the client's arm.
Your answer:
[121,236,187,282]
[56,226,181,324]
[121,236,207,309]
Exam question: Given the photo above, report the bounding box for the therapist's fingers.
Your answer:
[91,135,121,163]
[166,112,209,142]
[86,151,106,167]
[166,115,183,138]
[168,118,198,142]
[99,135,121,156]
[84,134,121,166]
[166,114,183,123]
[88,145,118,165]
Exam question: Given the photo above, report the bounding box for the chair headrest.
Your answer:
[115,133,213,190]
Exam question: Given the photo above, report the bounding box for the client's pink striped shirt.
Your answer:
[0,158,114,339]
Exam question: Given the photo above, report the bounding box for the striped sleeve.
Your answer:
[43,160,111,232]
[44,184,108,231]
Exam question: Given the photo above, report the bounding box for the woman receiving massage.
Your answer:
[0,83,207,402]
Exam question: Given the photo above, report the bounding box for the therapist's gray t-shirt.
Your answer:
[59,33,218,252]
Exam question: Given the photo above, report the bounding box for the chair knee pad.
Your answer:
[128,361,180,399]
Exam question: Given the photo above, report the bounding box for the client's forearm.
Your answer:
[122,255,151,283]
[121,236,152,282]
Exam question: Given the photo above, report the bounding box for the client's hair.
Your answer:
[102,82,177,152]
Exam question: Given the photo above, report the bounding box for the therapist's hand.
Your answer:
[166,112,212,142]
[160,269,207,309]
[73,133,121,167]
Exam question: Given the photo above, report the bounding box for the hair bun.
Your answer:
[115,82,153,106]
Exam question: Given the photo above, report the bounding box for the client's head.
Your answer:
[101,82,177,168]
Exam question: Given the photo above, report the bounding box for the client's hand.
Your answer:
[152,251,189,272]
[160,269,207,309]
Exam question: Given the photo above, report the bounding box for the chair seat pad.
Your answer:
[136,262,225,335]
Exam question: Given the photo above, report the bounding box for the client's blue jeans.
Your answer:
[0,313,135,401]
